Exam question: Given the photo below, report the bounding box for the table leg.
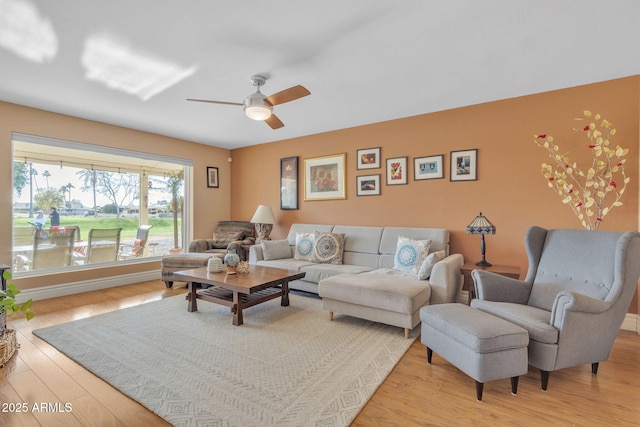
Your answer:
[281,280,290,307]
[187,281,198,312]
[232,291,243,326]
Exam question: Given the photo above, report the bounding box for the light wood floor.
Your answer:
[1,280,639,426]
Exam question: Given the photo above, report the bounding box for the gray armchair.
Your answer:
[471,226,640,390]
[188,221,255,260]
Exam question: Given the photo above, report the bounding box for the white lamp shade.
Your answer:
[250,205,275,224]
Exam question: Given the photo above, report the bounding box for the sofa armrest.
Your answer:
[472,270,532,304]
[188,238,213,253]
[249,244,265,264]
[429,253,463,304]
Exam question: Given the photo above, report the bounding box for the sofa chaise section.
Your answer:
[249,223,464,336]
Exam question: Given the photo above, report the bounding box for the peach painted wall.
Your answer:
[231,76,640,314]
[0,101,231,290]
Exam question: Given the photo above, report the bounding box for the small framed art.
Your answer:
[207,166,219,188]
[304,153,346,201]
[356,147,381,169]
[386,156,408,185]
[450,149,478,181]
[414,154,444,180]
[356,174,381,196]
[280,156,298,210]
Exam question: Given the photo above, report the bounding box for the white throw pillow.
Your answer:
[393,236,432,275]
[294,232,315,261]
[261,239,291,261]
[418,250,446,280]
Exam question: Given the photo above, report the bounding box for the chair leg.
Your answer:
[592,362,599,375]
[328,311,334,321]
[540,370,550,391]
[426,347,433,364]
[475,381,484,401]
[404,328,410,339]
[511,376,519,395]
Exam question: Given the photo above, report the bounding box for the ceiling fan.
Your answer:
[187,75,310,129]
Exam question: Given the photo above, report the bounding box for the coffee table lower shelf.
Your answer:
[190,286,284,312]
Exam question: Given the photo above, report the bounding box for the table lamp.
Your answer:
[250,205,276,243]
[466,212,496,267]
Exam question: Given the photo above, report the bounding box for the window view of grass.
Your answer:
[12,137,188,273]
[12,216,181,240]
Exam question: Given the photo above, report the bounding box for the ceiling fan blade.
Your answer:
[265,114,284,129]
[186,98,243,106]
[264,85,310,106]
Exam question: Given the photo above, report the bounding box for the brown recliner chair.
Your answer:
[188,221,255,260]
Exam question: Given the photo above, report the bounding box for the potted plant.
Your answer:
[1,270,35,337]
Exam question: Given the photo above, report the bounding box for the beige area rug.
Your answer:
[33,292,417,427]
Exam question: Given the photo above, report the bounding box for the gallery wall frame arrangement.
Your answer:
[356,174,381,196]
[356,147,381,169]
[386,156,408,185]
[280,156,298,210]
[414,154,444,180]
[450,149,478,181]
[304,153,346,201]
[207,166,219,188]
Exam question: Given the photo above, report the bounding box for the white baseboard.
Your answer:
[621,312,639,333]
[459,291,639,334]
[17,270,161,302]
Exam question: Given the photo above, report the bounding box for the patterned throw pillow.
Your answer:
[311,231,345,264]
[393,236,432,275]
[418,250,446,280]
[294,232,316,260]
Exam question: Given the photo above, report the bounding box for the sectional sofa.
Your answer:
[249,223,464,336]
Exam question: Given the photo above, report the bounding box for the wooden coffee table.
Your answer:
[174,265,306,325]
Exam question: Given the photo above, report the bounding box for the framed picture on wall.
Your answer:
[450,149,478,181]
[356,147,381,169]
[414,154,444,180]
[356,174,381,196]
[207,166,219,188]
[386,156,408,185]
[280,156,298,210]
[304,153,347,201]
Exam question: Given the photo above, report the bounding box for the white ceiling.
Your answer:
[1,0,639,150]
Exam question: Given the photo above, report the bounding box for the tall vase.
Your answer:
[224,249,240,274]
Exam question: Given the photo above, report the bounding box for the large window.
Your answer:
[11,133,191,274]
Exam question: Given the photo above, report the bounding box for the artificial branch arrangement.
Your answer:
[533,110,629,230]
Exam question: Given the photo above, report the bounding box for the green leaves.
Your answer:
[1,270,35,321]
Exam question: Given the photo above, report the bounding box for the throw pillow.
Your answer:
[393,236,432,275]
[311,231,345,264]
[418,250,446,280]
[210,230,244,248]
[294,232,315,261]
[261,239,292,261]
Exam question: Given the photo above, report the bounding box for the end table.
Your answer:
[461,262,521,304]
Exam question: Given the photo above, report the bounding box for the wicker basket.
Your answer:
[0,329,18,368]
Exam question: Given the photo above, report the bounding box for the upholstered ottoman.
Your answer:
[420,303,529,401]
[161,253,221,288]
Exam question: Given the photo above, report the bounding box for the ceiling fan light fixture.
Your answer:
[244,92,272,120]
